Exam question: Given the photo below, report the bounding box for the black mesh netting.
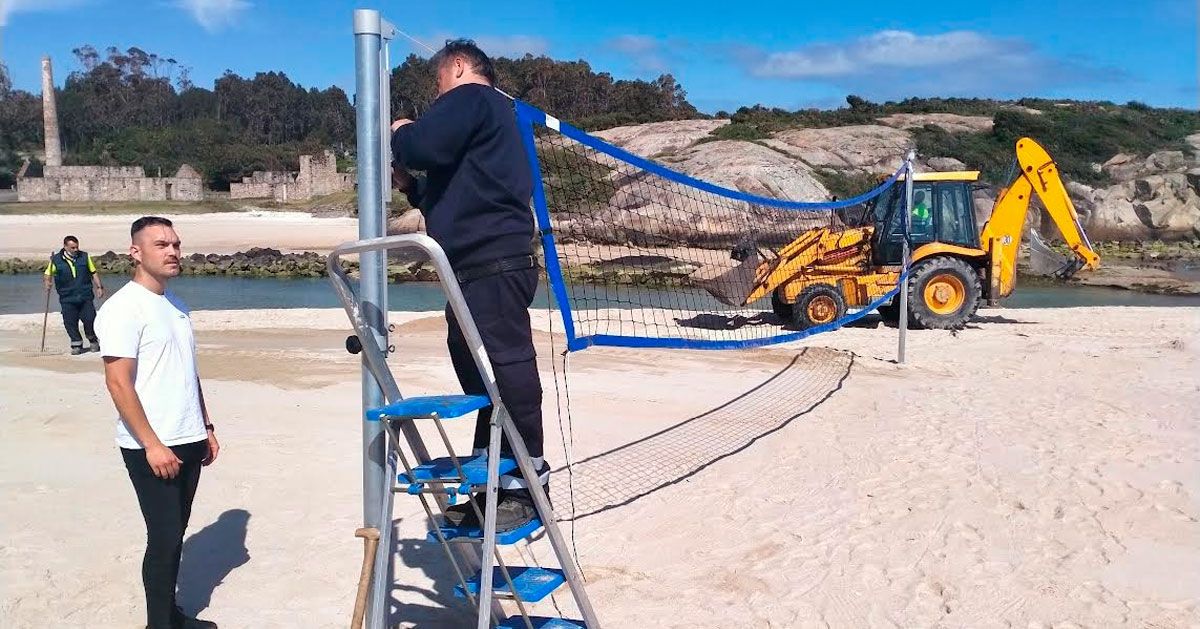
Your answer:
[525,117,901,350]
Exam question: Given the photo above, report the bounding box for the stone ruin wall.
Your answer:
[228,150,353,202]
[16,165,203,202]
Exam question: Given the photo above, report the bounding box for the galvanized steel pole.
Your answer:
[353,9,389,628]
[898,150,915,364]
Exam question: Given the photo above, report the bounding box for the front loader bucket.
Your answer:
[692,251,764,307]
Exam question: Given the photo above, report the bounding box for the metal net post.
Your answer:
[353,9,390,628]
[898,150,916,364]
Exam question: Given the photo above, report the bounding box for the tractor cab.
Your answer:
[869,171,982,265]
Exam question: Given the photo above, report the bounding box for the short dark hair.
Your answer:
[63,235,78,246]
[131,216,174,240]
[431,38,496,86]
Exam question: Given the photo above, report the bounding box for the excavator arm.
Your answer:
[980,137,1101,298]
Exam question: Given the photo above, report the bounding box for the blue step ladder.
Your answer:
[328,232,599,629]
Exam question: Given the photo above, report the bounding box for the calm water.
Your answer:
[2,273,1198,315]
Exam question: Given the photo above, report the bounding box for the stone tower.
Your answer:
[41,56,62,167]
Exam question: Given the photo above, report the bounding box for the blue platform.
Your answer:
[398,455,518,489]
[430,515,543,545]
[497,617,586,629]
[366,394,490,422]
[455,566,565,602]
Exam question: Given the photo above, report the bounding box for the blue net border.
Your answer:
[514,100,908,352]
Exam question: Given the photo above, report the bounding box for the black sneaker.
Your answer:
[172,606,218,629]
[493,488,539,533]
[70,346,85,355]
[444,491,486,528]
[89,340,100,353]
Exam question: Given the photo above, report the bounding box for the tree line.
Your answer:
[0,45,698,189]
[1,44,1193,192]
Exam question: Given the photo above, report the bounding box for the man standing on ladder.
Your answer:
[389,39,547,532]
[43,235,105,354]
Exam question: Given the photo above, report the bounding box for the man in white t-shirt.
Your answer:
[95,216,220,629]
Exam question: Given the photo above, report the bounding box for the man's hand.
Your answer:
[391,165,415,192]
[95,285,105,300]
[146,443,183,479]
[390,118,413,131]
[202,428,220,466]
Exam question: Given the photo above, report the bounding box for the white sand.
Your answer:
[0,212,358,258]
[1,306,1198,628]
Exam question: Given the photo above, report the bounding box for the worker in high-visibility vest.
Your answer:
[43,235,105,354]
[911,190,933,235]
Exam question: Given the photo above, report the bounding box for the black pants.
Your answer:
[122,440,207,629]
[446,266,544,460]
[59,298,97,348]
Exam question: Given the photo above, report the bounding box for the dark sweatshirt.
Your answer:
[391,83,534,270]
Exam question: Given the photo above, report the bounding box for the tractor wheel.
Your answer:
[771,291,793,320]
[792,284,847,330]
[907,256,982,329]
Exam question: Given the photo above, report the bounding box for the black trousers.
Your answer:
[446,266,544,460]
[121,440,207,629]
[59,298,97,348]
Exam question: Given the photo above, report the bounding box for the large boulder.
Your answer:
[592,119,730,158]
[1103,150,1191,181]
[1073,175,1200,240]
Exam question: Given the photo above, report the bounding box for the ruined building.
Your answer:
[15,56,204,203]
[229,150,354,202]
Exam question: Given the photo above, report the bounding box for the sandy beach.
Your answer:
[0,211,358,258]
[1,304,1197,628]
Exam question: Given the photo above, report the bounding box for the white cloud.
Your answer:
[173,0,250,33]
[604,35,687,75]
[0,0,88,27]
[744,30,1116,100]
[608,35,658,56]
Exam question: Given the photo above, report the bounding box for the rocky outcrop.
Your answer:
[592,119,730,157]
[1070,174,1200,241]
[552,139,831,248]
[0,248,440,283]
[1060,151,1200,241]
[764,125,911,172]
[1101,150,1191,181]
[877,113,994,133]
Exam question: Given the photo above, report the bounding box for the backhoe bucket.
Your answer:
[1028,229,1084,278]
[692,251,764,307]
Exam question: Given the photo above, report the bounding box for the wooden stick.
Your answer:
[351,527,382,629]
[39,286,51,353]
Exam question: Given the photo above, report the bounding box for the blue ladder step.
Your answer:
[366,394,490,422]
[455,566,565,602]
[430,515,543,545]
[399,455,518,489]
[498,617,586,629]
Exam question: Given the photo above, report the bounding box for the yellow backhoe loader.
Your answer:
[704,137,1101,329]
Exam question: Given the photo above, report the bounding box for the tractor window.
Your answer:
[881,183,935,244]
[936,183,977,247]
[873,182,935,264]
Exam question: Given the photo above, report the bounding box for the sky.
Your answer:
[0,0,1196,114]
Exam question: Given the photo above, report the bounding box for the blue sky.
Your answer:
[1,0,1196,113]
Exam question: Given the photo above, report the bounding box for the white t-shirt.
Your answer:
[95,281,207,449]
